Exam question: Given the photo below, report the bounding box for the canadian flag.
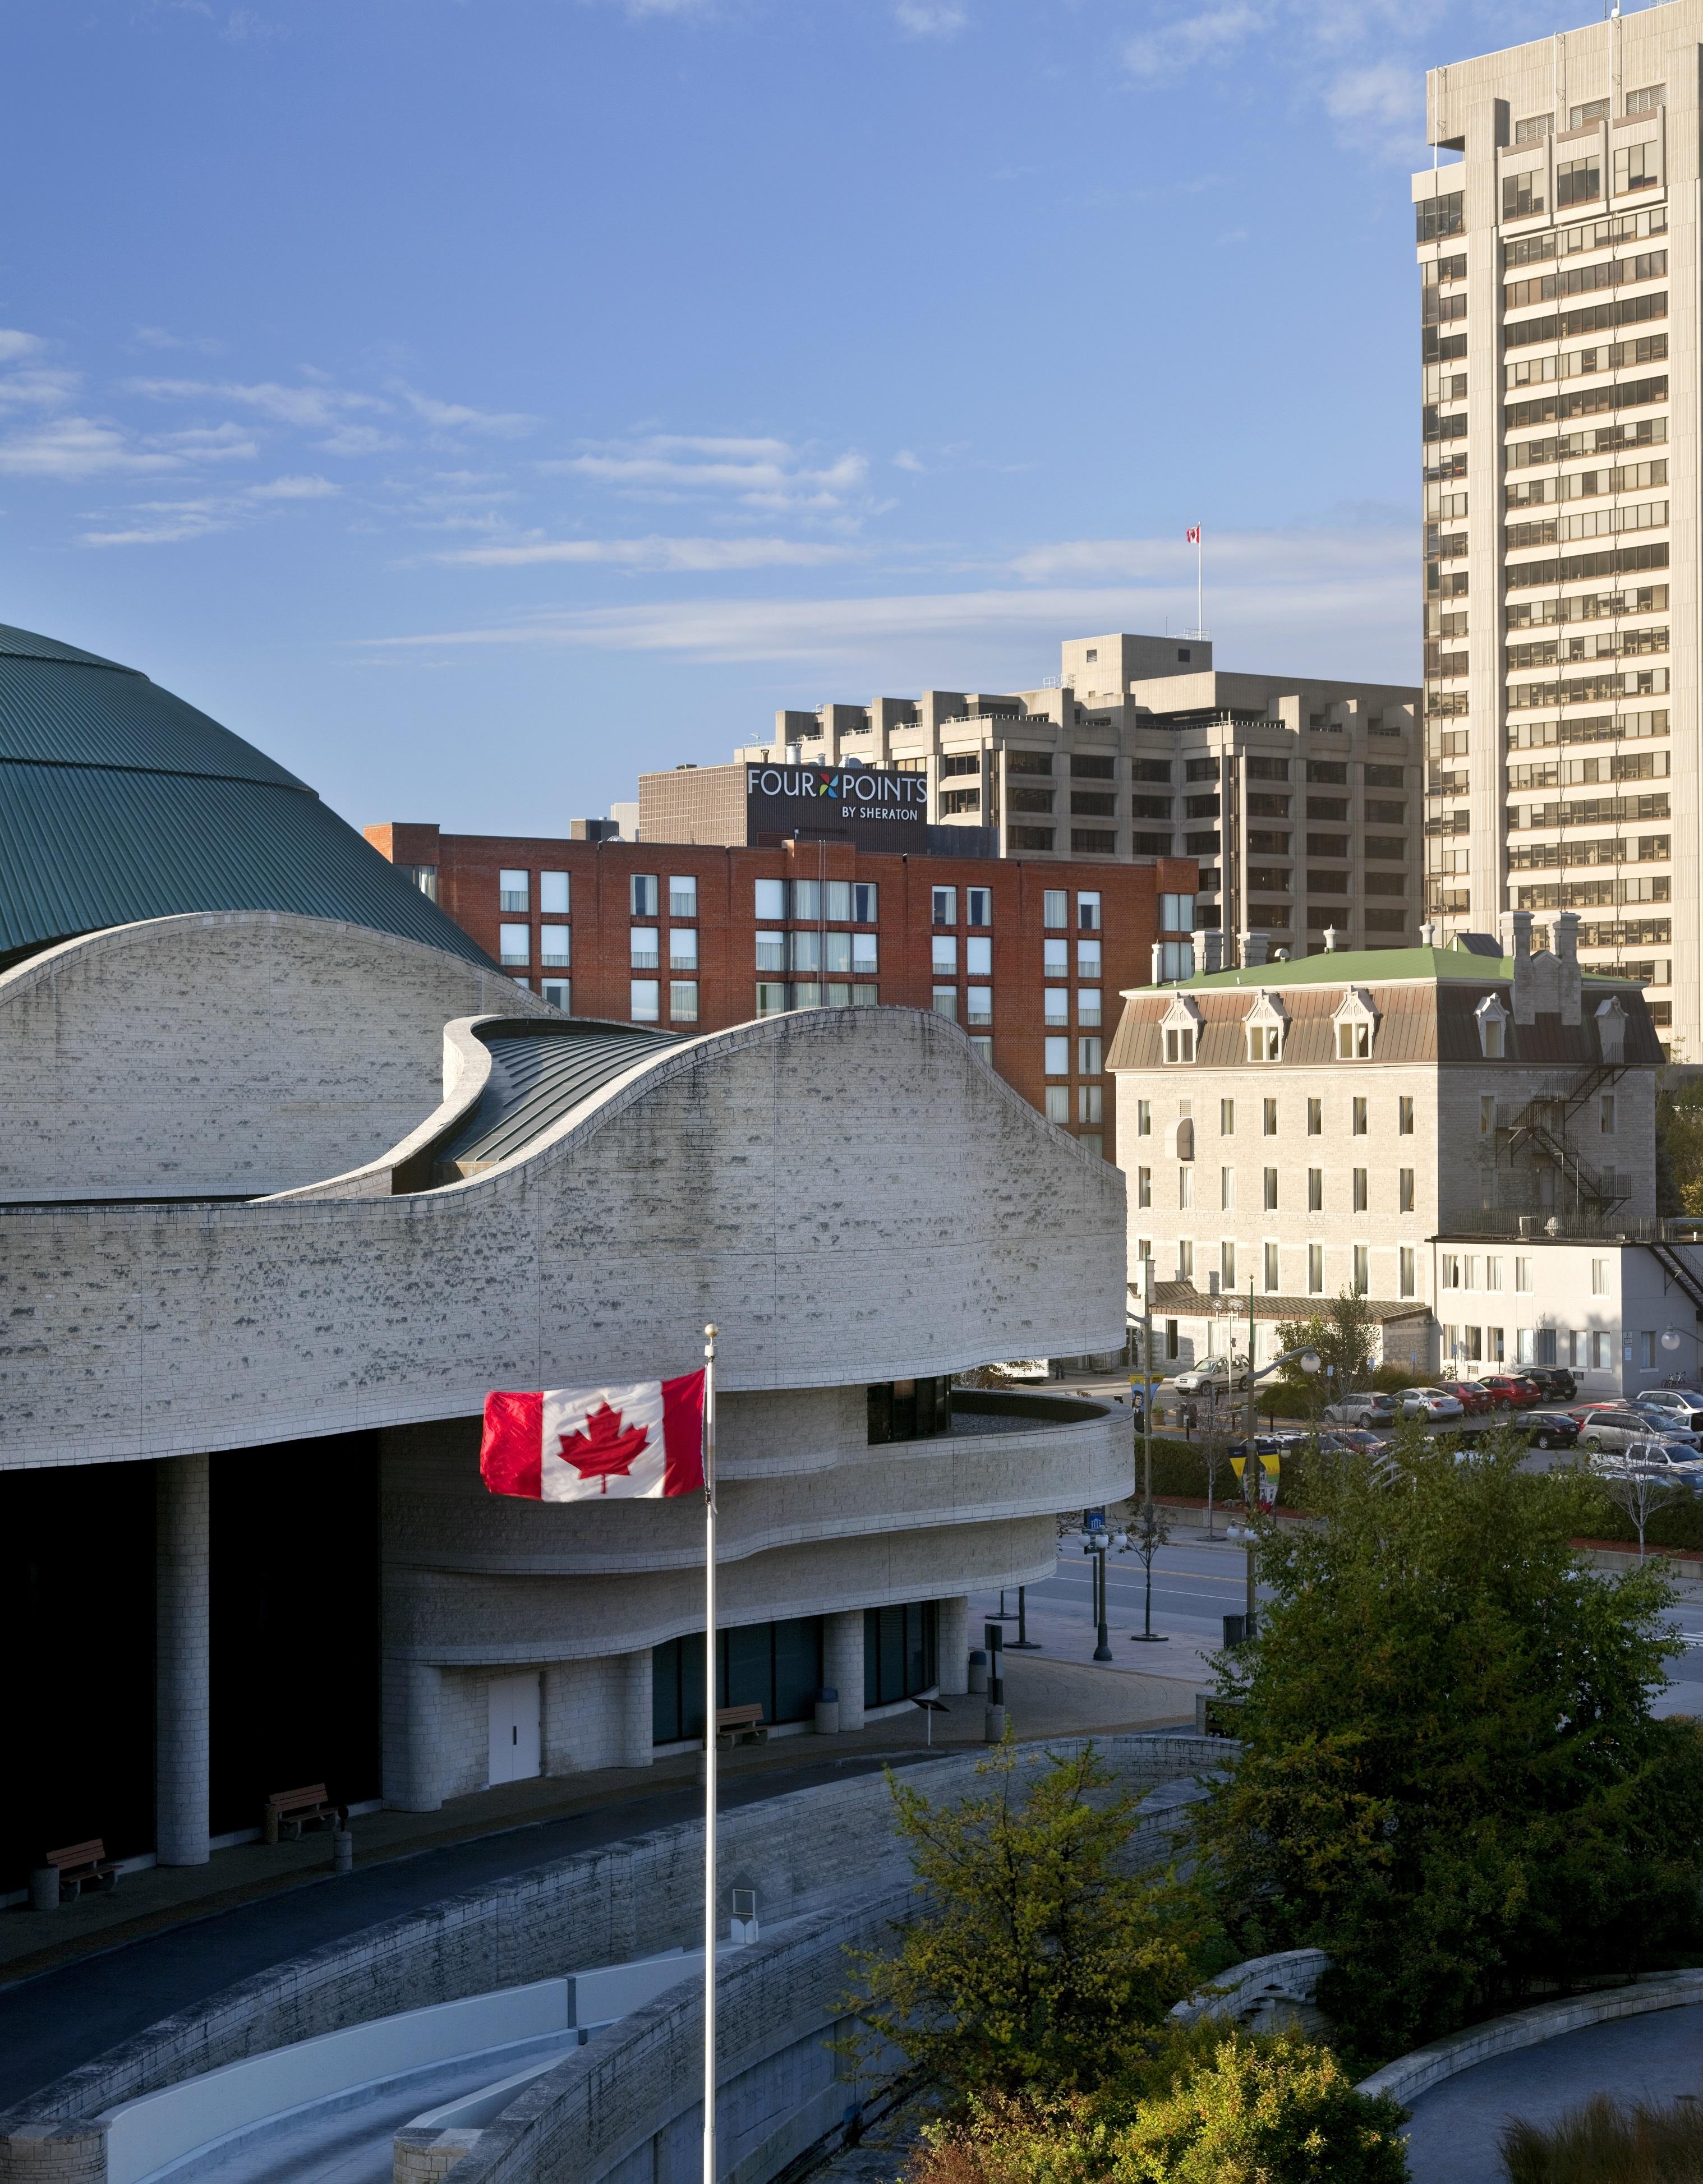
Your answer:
[480,1374,706,1502]
[1185,526,1202,545]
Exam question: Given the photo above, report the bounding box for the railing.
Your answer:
[1441,1212,1703,1243]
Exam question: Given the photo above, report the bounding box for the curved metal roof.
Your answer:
[0,621,490,968]
[434,1019,680,1180]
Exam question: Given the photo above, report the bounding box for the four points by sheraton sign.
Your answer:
[745,764,928,847]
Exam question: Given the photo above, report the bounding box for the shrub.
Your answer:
[906,2034,1410,2184]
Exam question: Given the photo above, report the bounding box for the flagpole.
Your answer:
[1196,529,1203,638]
[702,1322,719,2184]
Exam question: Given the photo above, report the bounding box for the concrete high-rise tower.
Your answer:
[1416,8,1687,1055]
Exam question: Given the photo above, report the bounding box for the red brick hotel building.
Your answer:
[367,821,1198,1167]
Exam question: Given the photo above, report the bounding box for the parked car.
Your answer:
[1523,1367,1578,1403]
[1520,1411,1581,1450]
[1397,1386,1466,1420]
[1173,1354,1250,1394]
[1434,1379,1494,1417]
[1323,1393,1399,1428]
[1592,1444,1703,1495]
[1317,1428,1390,1455]
[1635,1389,1703,1433]
[1577,1408,1703,1455]
[1228,1431,1305,1461]
[1478,1374,1545,1409]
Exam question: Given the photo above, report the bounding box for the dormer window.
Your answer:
[1244,993,1287,1063]
[1595,996,1627,1065]
[1161,993,1203,1065]
[1475,994,1509,1059]
[1332,986,1378,1061]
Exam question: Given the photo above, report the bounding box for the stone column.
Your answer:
[936,1596,970,1695]
[384,1657,447,1812]
[155,1454,211,1866]
[620,1649,653,1768]
[824,1609,866,1733]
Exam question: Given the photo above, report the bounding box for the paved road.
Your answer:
[1403,2003,1703,2183]
[0,1748,942,2112]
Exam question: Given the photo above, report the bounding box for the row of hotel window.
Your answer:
[1136,1095,1420,1136]
[1445,1327,1618,1369]
[1138,1167,1417,1211]
[496,871,1135,935]
[1138,1238,1412,1297]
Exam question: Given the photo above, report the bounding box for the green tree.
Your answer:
[846,1736,1202,2100]
[1192,1439,1703,2067]
[1273,1292,1375,1410]
[1657,1079,1703,1215]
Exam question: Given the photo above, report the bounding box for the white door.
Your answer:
[487,1671,541,1786]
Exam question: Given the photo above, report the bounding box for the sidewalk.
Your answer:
[0,1654,1194,1991]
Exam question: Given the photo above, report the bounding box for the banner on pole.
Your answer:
[480,1374,706,1501]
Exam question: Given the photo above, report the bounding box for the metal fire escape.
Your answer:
[1498,1061,1628,1218]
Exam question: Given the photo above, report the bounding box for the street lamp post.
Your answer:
[1233,1335,1321,1635]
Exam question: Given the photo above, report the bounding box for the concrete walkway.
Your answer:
[0,1653,1193,2108]
[1403,2002,1703,2183]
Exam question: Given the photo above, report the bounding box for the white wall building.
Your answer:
[1107,913,1702,1393]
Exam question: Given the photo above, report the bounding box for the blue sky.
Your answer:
[2,0,1549,834]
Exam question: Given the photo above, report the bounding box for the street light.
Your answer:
[1081,1526,1113,1662]
[1234,1314,1322,1637]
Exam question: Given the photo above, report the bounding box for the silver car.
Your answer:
[1173,1354,1250,1395]
[1397,1386,1465,1420]
[1635,1389,1703,1433]
[1592,1443,1703,1496]
[1577,1408,1703,1455]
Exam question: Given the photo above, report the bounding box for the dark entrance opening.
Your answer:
[210,1434,381,1836]
[0,1460,157,1893]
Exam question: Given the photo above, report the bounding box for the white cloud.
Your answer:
[438,534,856,570]
[149,422,259,460]
[388,380,537,437]
[316,423,403,456]
[554,433,870,510]
[1324,59,1421,150]
[365,523,1413,675]
[79,499,232,547]
[1121,4,1264,81]
[0,417,181,480]
[248,472,339,499]
[0,365,81,412]
[895,2,966,35]
[0,330,44,363]
[892,449,925,473]
[124,375,389,428]
[131,326,225,354]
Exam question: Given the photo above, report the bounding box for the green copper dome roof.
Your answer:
[0,622,490,970]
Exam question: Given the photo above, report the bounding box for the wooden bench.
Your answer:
[264,1785,344,1843]
[46,1840,118,1900]
[713,1704,768,1749]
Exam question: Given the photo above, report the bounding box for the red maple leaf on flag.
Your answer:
[558,1401,652,1491]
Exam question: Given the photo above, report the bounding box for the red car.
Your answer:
[1435,1379,1493,1417]
[1479,1374,1544,1409]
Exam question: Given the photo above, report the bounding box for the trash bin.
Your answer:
[968,1648,988,1696]
[29,1867,58,1913]
[813,1685,840,1735]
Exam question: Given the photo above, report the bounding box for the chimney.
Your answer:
[1323,925,1343,952]
[1502,909,1535,1025]
[1419,920,1437,947]
[1241,931,1269,967]
[1202,929,1226,973]
[1150,942,1166,985]
[1554,911,1582,1025]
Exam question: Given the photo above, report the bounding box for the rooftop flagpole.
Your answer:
[702,1322,719,2184]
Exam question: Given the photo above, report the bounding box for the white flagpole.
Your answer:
[1196,529,1204,638]
[702,1323,719,2184]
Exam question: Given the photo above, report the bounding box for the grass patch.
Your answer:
[1501,2089,1703,2181]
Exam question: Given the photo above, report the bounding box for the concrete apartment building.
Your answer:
[369,821,1198,1167]
[0,620,1129,1894]
[1106,917,1700,1394]
[722,630,1422,959]
[1415,7,1695,1055]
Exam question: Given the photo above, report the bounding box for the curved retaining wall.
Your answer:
[1357,1969,1703,2108]
[0,1735,1228,2184]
